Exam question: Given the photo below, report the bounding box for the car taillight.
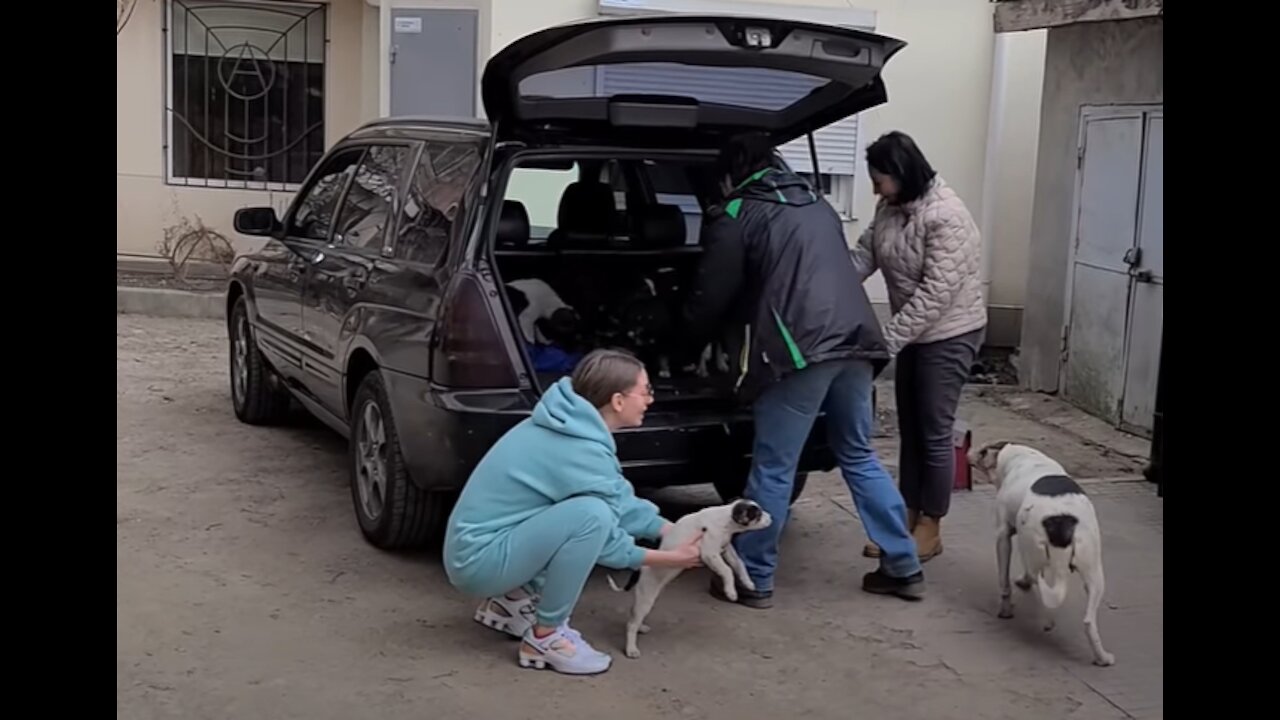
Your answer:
[435,273,520,388]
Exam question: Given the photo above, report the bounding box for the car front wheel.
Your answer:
[229,296,291,425]
[349,370,448,549]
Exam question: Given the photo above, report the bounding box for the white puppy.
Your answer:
[505,278,574,345]
[970,441,1116,666]
[607,499,772,659]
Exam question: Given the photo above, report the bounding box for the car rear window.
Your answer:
[519,63,826,113]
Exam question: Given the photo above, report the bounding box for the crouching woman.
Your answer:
[443,349,703,675]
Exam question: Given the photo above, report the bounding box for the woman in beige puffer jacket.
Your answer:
[851,131,986,562]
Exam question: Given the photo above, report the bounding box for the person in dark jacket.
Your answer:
[680,134,924,605]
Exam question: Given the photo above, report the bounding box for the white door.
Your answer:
[1062,106,1163,434]
[1120,112,1163,433]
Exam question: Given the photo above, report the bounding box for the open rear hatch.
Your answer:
[482,14,906,146]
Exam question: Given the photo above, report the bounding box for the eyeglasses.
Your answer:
[621,384,654,399]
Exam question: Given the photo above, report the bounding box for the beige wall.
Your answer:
[118,0,1044,342]
[115,0,375,258]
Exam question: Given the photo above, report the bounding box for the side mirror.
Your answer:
[234,206,281,237]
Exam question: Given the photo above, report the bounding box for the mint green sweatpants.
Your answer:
[452,496,615,627]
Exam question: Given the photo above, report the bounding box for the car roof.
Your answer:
[345,116,491,142]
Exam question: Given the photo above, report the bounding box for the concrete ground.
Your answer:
[116,316,1163,720]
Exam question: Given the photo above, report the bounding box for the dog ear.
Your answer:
[970,440,1009,477]
[730,500,752,526]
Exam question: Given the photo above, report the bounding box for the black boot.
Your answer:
[861,568,926,601]
[709,578,774,609]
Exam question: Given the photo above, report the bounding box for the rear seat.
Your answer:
[547,181,619,250]
[494,198,701,315]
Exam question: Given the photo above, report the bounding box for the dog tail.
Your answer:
[606,570,641,593]
[1037,514,1078,609]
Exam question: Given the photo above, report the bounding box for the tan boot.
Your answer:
[913,515,943,562]
[862,510,920,558]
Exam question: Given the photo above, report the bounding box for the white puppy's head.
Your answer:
[729,499,772,532]
[968,440,1010,486]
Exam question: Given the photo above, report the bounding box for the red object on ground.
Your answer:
[953,422,972,491]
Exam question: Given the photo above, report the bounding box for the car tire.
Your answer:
[713,471,808,506]
[348,370,448,549]
[229,295,291,425]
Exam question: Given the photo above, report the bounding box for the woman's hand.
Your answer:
[668,531,705,569]
[642,530,705,569]
[659,521,675,538]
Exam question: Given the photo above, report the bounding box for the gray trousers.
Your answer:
[894,328,984,518]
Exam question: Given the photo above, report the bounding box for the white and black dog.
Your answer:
[504,278,581,348]
[970,441,1115,666]
[606,499,772,659]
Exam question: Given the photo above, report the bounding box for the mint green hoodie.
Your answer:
[443,377,665,584]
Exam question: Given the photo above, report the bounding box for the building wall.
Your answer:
[1019,17,1163,391]
[116,0,1045,348]
[984,30,1046,342]
[115,0,375,259]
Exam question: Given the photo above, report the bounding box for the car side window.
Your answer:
[332,145,413,250]
[287,148,365,242]
[395,139,484,264]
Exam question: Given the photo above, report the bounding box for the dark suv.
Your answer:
[227,14,904,549]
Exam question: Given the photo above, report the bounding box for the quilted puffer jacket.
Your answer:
[851,176,986,355]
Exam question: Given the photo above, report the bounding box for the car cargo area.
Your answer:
[491,156,744,413]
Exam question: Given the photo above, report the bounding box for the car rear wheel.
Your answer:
[229,296,291,425]
[349,370,449,549]
[713,470,808,506]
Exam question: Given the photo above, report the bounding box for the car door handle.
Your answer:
[343,270,369,293]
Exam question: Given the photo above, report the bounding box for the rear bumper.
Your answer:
[612,412,835,488]
[382,370,836,492]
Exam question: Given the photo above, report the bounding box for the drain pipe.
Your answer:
[978,33,1010,304]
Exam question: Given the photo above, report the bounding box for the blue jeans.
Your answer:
[735,359,921,591]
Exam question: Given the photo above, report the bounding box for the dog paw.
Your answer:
[625,646,641,659]
[1042,621,1056,633]
[997,604,1014,620]
[638,623,651,634]
[1015,577,1033,592]
[724,589,739,602]
[1093,652,1116,667]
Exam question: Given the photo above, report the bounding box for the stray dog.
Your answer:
[970,441,1115,666]
[504,278,582,348]
[606,499,772,658]
[694,322,747,380]
[614,277,676,378]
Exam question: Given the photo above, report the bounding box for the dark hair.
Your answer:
[865,131,937,204]
[571,348,645,409]
[715,133,777,187]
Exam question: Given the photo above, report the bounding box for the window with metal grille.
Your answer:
[165,0,326,189]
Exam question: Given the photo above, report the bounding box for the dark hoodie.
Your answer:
[680,168,890,398]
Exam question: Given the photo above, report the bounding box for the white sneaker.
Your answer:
[473,594,536,638]
[518,625,612,675]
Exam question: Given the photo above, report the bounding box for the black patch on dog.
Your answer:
[731,500,762,526]
[1031,474,1084,497]
[1041,514,1079,549]
[620,569,641,591]
[536,307,582,347]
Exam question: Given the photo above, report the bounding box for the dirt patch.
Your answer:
[117,316,1158,720]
